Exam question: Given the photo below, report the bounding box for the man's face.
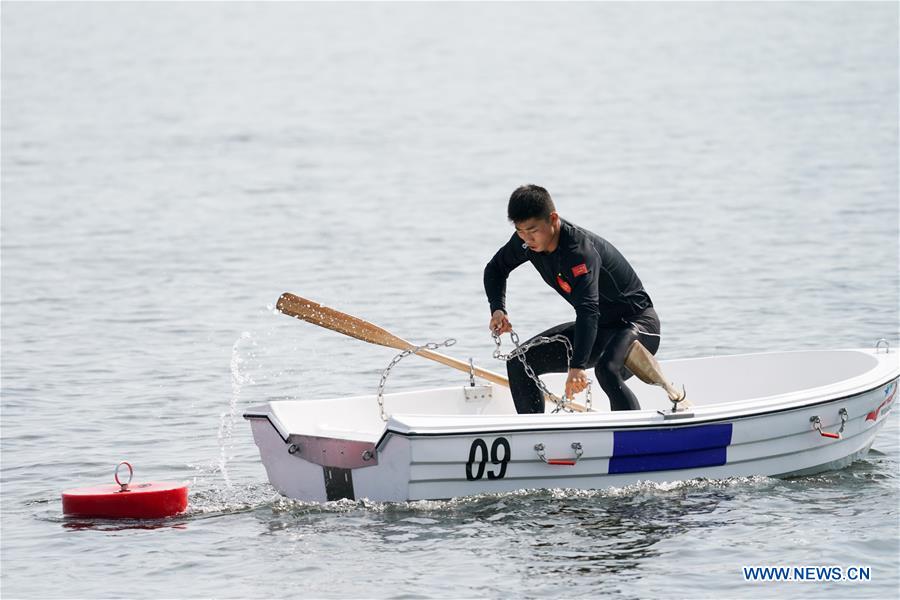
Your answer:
[515,214,559,253]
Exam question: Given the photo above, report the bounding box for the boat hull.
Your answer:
[246,367,897,502]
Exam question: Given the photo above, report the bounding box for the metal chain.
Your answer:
[377,338,457,421]
[492,330,593,413]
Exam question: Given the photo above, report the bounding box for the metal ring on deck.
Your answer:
[875,339,890,353]
[114,461,133,492]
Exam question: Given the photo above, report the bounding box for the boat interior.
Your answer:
[253,348,897,441]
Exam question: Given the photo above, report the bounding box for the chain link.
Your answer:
[492,330,593,413]
[377,338,457,421]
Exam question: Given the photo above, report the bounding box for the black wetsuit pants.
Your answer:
[507,307,661,414]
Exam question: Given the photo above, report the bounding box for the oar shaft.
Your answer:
[413,349,588,412]
[276,292,588,412]
[415,348,510,387]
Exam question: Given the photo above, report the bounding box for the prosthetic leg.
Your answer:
[624,341,692,412]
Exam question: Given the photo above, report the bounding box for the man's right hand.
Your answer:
[489,310,513,335]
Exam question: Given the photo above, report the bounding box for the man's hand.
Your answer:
[565,368,589,399]
[489,310,512,335]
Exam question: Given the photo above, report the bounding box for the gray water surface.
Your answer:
[2,3,898,598]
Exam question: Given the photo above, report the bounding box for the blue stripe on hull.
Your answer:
[609,423,733,474]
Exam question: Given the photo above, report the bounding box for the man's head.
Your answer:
[508,184,561,253]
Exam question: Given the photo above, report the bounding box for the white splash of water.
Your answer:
[219,331,256,487]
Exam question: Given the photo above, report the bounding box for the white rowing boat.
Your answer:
[244,345,898,502]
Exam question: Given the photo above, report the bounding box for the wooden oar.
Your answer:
[275,292,588,412]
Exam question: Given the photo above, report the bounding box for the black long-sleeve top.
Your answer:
[483,219,653,369]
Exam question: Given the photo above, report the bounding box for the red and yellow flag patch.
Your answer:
[572,263,588,277]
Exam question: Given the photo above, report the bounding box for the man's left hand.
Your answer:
[565,368,589,400]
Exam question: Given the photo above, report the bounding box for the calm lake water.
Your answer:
[2,2,898,598]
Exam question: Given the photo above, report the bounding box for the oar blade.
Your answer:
[276,292,411,351]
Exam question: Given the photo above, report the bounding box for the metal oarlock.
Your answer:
[810,408,848,439]
[875,339,890,353]
[463,356,493,402]
[534,442,583,465]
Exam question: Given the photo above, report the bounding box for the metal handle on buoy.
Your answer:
[535,442,583,465]
[810,408,848,440]
[114,461,133,492]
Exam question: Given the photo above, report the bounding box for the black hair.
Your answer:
[507,184,556,223]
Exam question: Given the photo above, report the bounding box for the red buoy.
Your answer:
[62,462,189,519]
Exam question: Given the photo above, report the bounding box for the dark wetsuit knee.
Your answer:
[592,308,661,411]
[594,361,623,389]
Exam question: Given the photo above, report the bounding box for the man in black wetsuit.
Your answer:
[484,184,660,414]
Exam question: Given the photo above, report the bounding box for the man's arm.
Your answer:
[483,233,528,317]
[562,249,602,398]
[568,249,602,370]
